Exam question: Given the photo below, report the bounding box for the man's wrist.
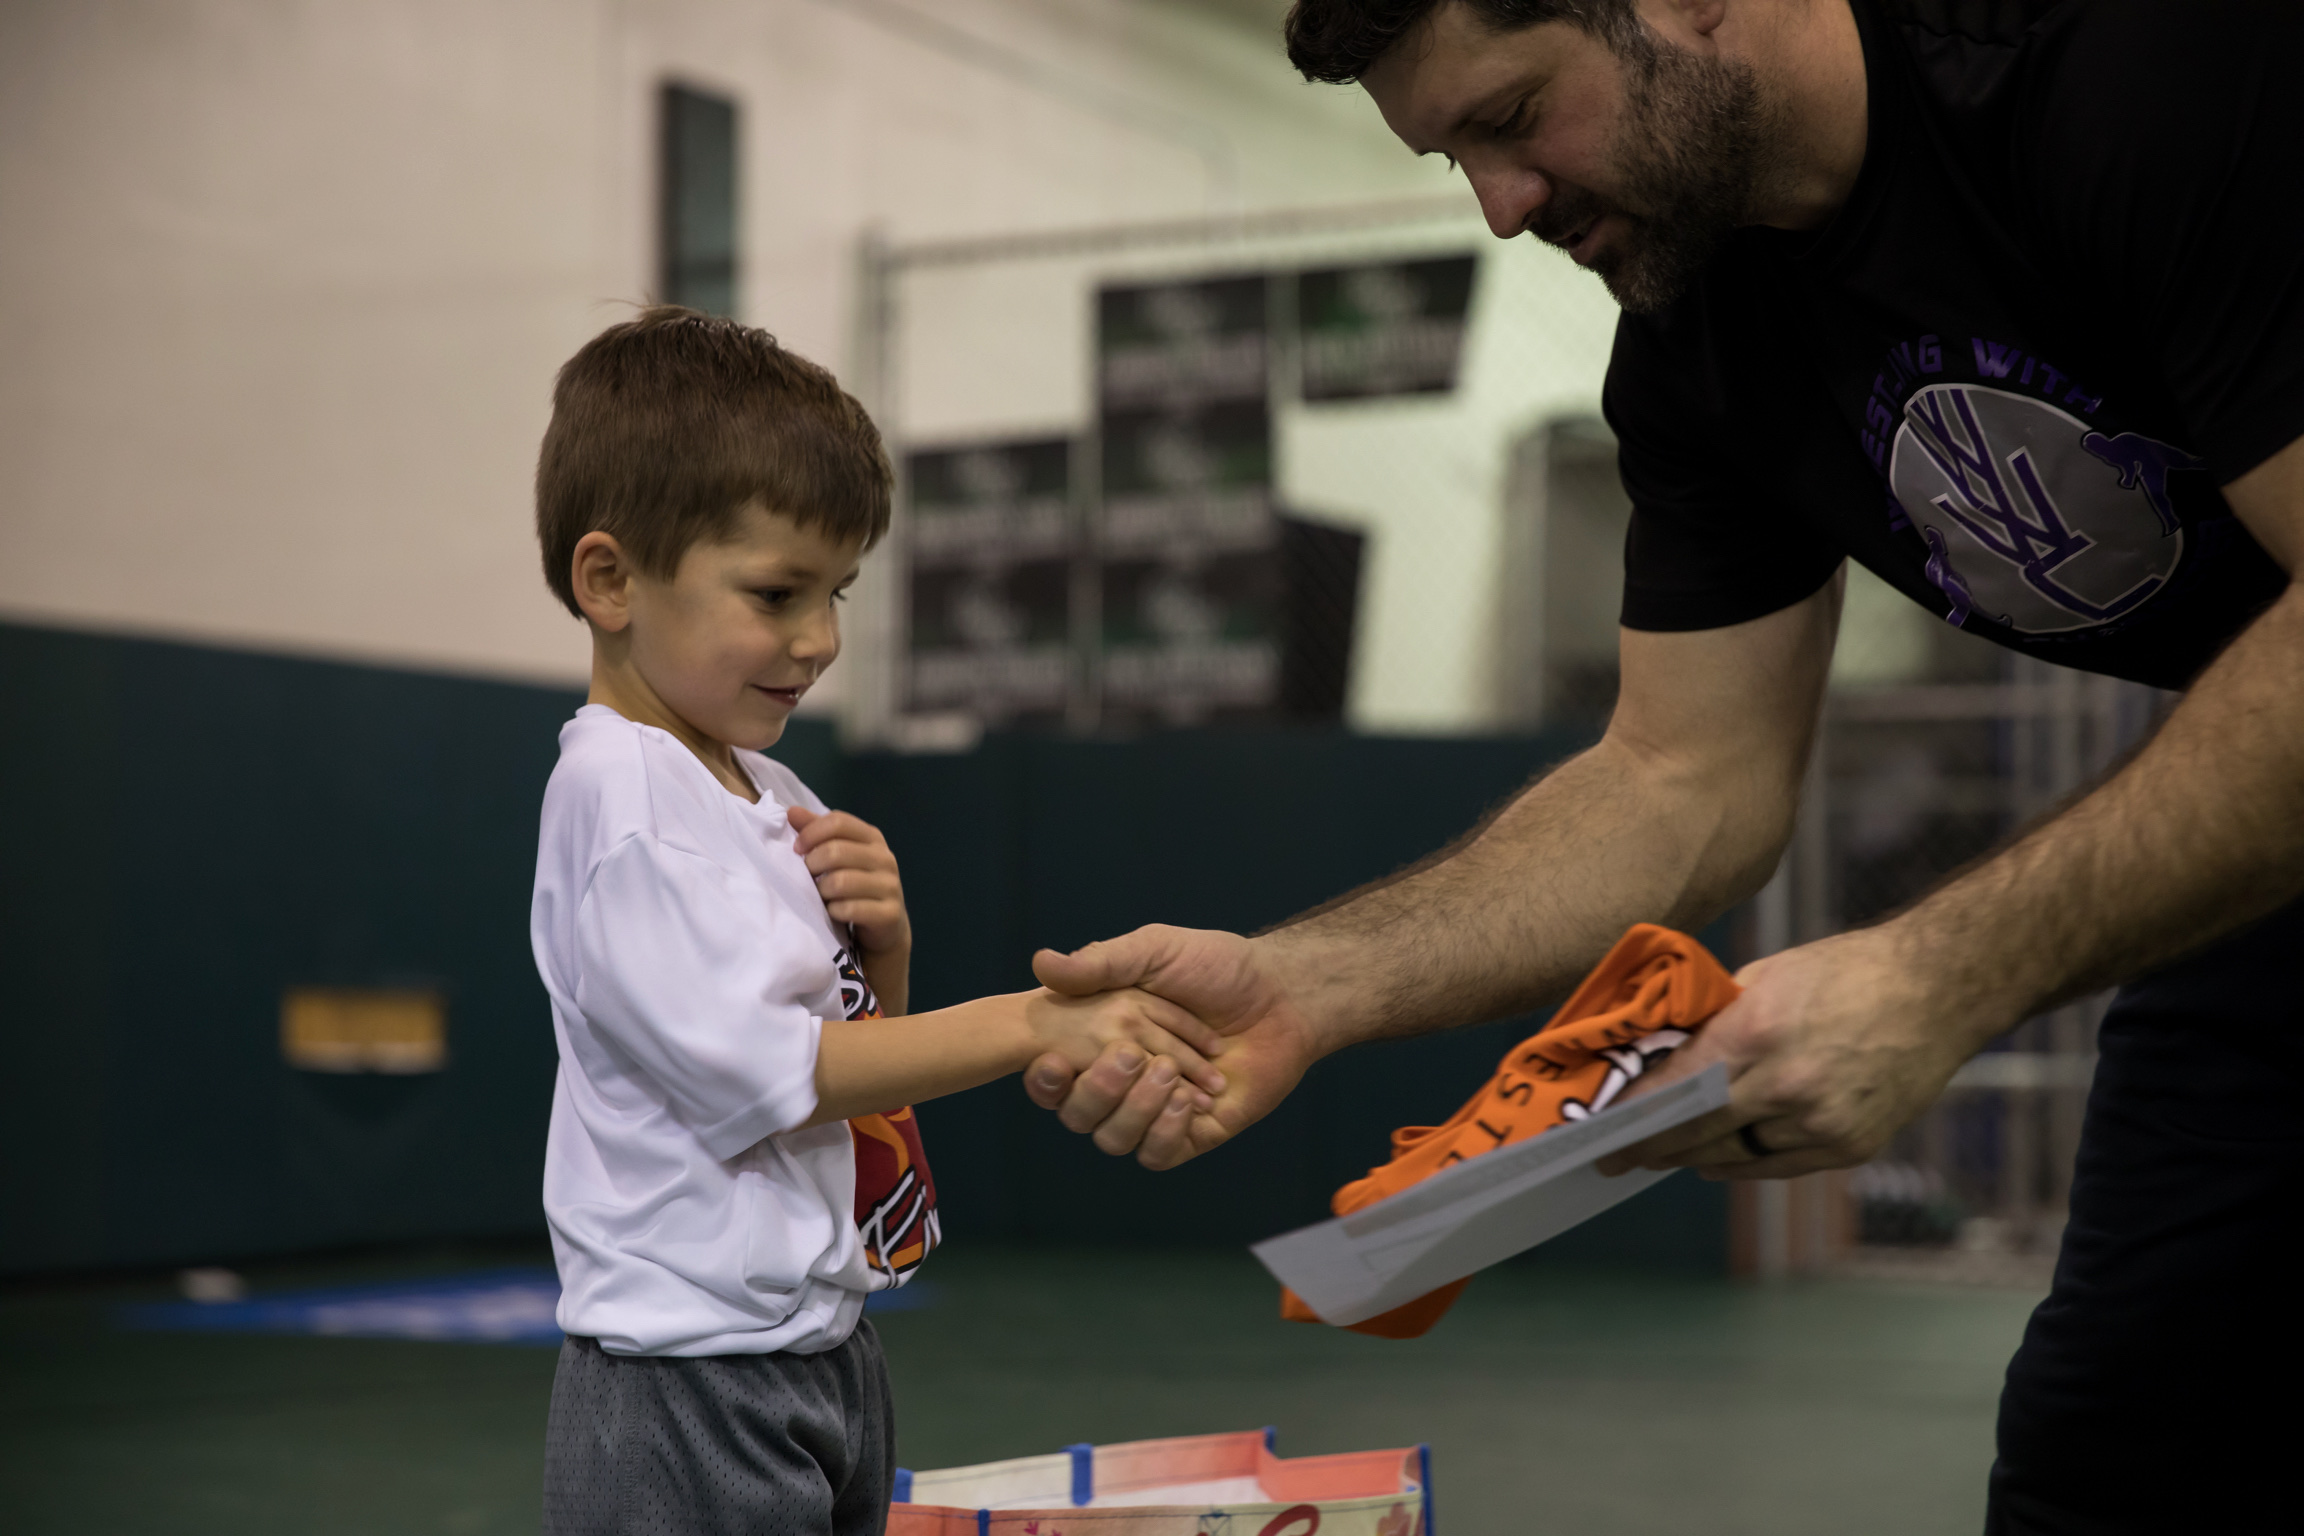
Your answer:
[1249,929,1365,1060]
[1869,909,2037,1058]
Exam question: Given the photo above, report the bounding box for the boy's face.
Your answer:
[619,502,863,752]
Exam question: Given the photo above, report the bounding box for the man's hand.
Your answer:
[1025,925,1325,1170]
[1019,985,1228,1099]
[790,805,912,1016]
[1596,926,2002,1179]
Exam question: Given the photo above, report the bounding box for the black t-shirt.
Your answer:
[1605,0,2302,689]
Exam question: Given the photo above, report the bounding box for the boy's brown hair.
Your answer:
[536,306,893,618]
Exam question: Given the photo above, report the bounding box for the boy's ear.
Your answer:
[571,531,636,633]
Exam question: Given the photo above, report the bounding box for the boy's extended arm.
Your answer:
[798,989,1227,1128]
[800,995,1033,1126]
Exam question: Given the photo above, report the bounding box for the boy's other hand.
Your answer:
[789,804,911,965]
[1022,986,1229,1154]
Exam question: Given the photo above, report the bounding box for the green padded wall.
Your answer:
[0,622,581,1272]
[0,621,1726,1275]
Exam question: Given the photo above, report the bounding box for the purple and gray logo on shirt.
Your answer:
[1888,384,2200,634]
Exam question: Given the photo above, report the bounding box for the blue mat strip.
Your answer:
[116,1267,935,1346]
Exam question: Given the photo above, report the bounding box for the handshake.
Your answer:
[802,808,1924,1184]
[1009,925,1315,1171]
[795,808,1309,1165]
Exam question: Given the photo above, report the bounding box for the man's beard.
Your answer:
[1534,26,1769,313]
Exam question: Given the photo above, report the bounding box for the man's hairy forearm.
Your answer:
[1892,580,2304,1023]
[1259,734,1792,1050]
[1234,588,1837,1058]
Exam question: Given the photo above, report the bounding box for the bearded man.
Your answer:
[1024,1,2301,1529]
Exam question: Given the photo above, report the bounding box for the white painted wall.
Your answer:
[1282,238,1621,731]
[0,0,1620,728]
[0,0,610,684]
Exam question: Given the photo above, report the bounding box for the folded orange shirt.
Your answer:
[1282,923,1740,1339]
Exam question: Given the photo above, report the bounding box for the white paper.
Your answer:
[1250,1065,1731,1326]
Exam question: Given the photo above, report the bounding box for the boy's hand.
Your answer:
[1023,986,1227,1151]
[790,806,911,1011]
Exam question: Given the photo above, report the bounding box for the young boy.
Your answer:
[528,307,1225,1535]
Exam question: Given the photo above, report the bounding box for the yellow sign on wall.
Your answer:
[281,988,447,1074]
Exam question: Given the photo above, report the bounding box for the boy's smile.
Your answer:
[573,500,864,798]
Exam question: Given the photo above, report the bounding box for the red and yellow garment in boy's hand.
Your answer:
[1282,924,1741,1339]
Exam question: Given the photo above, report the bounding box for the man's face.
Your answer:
[622,502,861,753]
[1363,0,1766,312]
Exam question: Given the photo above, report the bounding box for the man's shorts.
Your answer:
[543,1317,894,1536]
[1986,895,2304,1534]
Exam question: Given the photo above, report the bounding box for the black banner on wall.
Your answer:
[1296,253,1477,401]
[1097,274,1270,410]
[904,438,1075,726]
[1098,399,1274,555]
[1096,275,1281,726]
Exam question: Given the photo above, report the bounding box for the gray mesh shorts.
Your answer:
[543,1320,894,1536]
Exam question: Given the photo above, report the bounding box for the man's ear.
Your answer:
[571,531,636,633]
[1644,0,1727,42]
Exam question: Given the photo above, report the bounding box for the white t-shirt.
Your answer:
[531,705,938,1357]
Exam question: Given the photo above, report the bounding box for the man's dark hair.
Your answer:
[535,305,893,619]
[1285,0,1639,83]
